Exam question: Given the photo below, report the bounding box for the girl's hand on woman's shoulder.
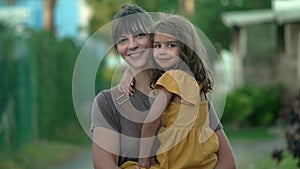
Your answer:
[118,68,135,95]
[138,158,151,169]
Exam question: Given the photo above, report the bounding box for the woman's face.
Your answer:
[153,32,180,70]
[116,33,151,69]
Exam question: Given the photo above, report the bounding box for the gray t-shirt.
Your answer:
[91,88,222,166]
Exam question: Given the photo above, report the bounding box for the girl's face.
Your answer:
[116,33,151,69]
[153,32,180,70]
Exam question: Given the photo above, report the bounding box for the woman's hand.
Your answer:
[118,68,135,95]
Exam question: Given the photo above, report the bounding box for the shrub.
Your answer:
[222,84,284,127]
[272,91,300,168]
[285,92,300,167]
[27,30,83,142]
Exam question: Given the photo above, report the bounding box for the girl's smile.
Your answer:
[153,32,180,69]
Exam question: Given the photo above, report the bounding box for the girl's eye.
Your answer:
[153,44,161,48]
[168,43,177,48]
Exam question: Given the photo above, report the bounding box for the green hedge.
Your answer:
[0,21,28,154]
[222,84,284,127]
[0,25,90,155]
[27,30,86,142]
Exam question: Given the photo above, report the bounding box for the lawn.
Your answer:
[225,127,299,169]
[0,141,85,169]
[254,151,298,169]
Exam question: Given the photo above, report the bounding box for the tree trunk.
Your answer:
[44,0,56,33]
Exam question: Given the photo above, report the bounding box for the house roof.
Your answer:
[276,9,300,24]
[221,8,300,27]
[221,9,274,27]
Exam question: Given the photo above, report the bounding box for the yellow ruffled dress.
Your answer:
[121,70,219,169]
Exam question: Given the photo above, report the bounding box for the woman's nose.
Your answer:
[128,38,138,50]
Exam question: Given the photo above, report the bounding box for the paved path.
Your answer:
[50,137,285,169]
[50,146,93,169]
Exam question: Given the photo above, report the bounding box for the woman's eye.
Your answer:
[136,33,146,38]
[118,38,127,44]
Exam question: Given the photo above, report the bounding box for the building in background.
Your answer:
[221,0,300,100]
[0,0,92,41]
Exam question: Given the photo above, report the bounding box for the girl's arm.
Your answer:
[118,68,135,95]
[138,86,173,168]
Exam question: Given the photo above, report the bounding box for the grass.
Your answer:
[252,151,298,169]
[225,126,279,140]
[0,141,84,169]
[224,126,299,169]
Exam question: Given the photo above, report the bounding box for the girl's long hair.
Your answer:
[151,15,214,93]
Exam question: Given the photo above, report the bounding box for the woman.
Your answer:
[91,4,236,169]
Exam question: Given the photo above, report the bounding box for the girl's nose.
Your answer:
[159,47,167,55]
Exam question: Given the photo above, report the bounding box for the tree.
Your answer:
[0,19,18,154]
[86,0,179,35]
[44,0,56,33]
[86,0,130,35]
[27,30,81,142]
[0,18,33,154]
[86,0,271,49]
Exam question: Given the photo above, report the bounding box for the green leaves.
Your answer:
[222,84,284,127]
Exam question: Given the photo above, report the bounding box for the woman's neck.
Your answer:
[131,69,152,95]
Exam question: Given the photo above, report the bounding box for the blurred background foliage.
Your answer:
[2,0,295,168]
[0,18,86,168]
[0,1,105,167]
[222,84,284,127]
[87,0,271,49]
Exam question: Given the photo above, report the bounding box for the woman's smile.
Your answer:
[127,50,144,58]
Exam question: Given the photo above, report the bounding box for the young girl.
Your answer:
[121,15,219,169]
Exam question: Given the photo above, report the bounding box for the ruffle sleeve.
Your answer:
[154,70,200,105]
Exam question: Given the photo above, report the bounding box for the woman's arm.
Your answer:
[214,129,236,169]
[92,127,121,169]
[139,87,173,168]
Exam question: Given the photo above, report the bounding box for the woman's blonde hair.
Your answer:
[111,4,153,46]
